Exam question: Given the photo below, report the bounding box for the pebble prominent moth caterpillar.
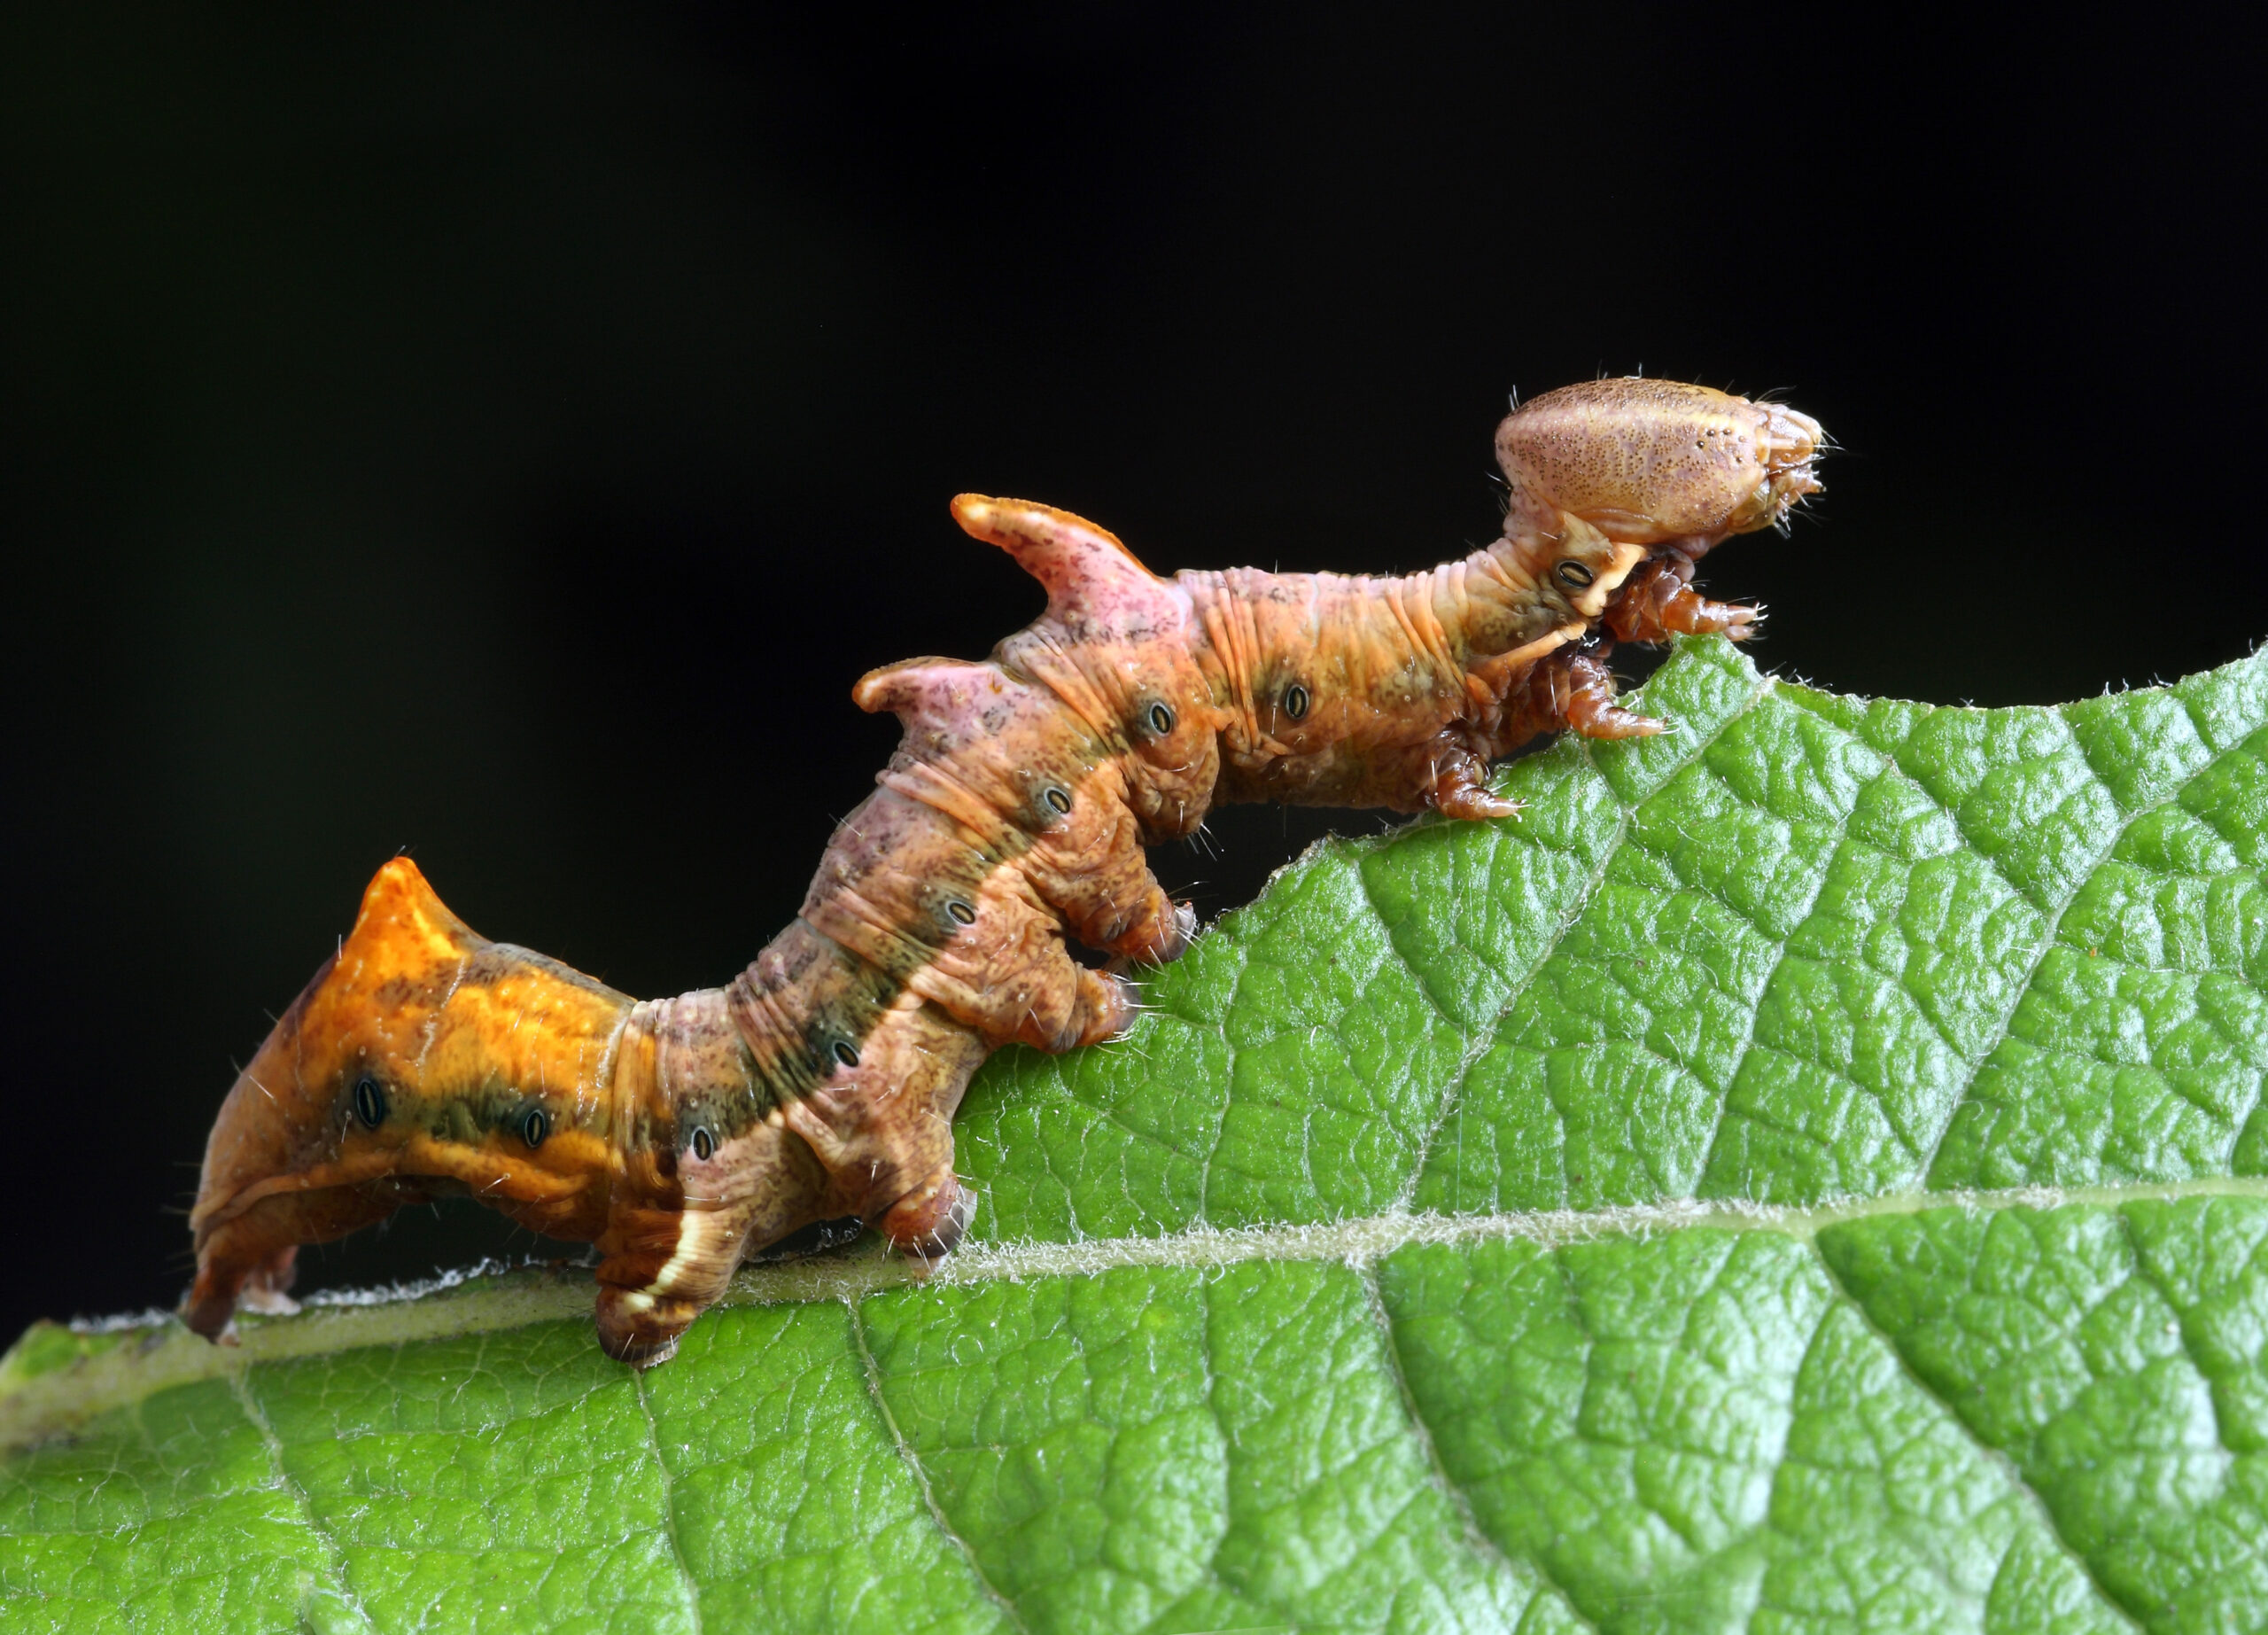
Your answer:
[184,378,1825,1363]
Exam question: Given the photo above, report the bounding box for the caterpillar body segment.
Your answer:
[187,378,1825,1362]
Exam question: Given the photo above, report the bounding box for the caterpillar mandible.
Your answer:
[184,377,1825,1364]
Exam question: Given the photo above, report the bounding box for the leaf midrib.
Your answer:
[14,1172,2268,1453]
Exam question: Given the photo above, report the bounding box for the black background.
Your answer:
[4,4,2261,1344]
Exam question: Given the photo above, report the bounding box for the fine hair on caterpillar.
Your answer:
[183,377,1826,1365]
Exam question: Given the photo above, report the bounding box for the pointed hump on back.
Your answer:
[950,494,1170,634]
[348,855,486,976]
[852,656,988,720]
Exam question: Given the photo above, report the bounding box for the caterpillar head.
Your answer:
[1497,377,1825,559]
[183,858,630,1342]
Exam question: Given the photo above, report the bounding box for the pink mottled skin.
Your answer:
[187,378,1824,1364]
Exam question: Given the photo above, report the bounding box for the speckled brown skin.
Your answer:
[187,378,1824,1364]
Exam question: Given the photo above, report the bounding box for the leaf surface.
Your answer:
[9,635,2268,1634]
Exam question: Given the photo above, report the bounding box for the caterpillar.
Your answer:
[184,377,1825,1364]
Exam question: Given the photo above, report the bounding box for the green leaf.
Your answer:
[10,635,2268,1634]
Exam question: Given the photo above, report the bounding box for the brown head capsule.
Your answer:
[1497,377,1826,556]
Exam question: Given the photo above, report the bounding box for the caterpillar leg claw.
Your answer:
[1605,551,1762,644]
[1542,642,1667,741]
[1425,738,1526,821]
[187,377,1824,1361]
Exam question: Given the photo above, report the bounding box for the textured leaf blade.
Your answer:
[9,635,2268,1635]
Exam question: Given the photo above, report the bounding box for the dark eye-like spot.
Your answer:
[690,1126,714,1163]
[832,1039,860,1071]
[519,1106,550,1149]
[1557,560,1596,588]
[1283,683,1310,721]
[353,1075,387,1129]
[946,899,977,926]
[1146,701,1175,736]
[1044,786,1073,815]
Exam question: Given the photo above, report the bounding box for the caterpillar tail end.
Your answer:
[183,855,634,1347]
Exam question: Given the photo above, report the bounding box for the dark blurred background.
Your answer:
[4,4,2261,1342]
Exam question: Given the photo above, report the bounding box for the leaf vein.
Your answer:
[1800,1233,2148,1634]
[1401,740,1633,1213]
[1915,717,2253,1186]
[1354,1263,1600,1635]
[842,1296,1031,1635]
[629,1365,704,1635]
[226,1366,379,1634]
